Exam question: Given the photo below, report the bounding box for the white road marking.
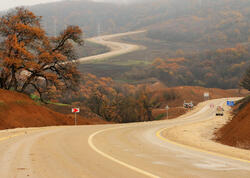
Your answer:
[88,126,160,178]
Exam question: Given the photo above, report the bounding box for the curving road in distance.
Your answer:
[77,30,146,63]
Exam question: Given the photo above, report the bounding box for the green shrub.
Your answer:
[155,113,166,120]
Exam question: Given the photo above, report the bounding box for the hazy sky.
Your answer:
[0,0,136,12]
[0,0,63,11]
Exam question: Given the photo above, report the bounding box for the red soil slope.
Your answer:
[216,99,250,150]
[0,89,107,130]
[0,86,246,130]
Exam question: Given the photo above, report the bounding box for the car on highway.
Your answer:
[216,106,224,116]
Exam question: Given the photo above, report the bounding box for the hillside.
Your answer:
[81,42,250,89]
[19,0,250,89]
[0,89,107,130]
[0,85,245,130]
[29,0,250,48]
[151,84,247,119]
[215,97,250,150]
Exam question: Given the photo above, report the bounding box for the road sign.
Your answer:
[72,108,80,113]
[165,105,169,119]
[227,101,235,106]
[204,92,210,101]
[204,92,209,97]
[72,108,80,126]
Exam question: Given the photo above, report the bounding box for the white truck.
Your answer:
[183,101,194,109]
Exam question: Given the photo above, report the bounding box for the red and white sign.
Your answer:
[210,104,214,108]
[72,108,80,113]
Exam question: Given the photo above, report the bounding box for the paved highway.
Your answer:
[0,98,249,178]
[77,30,146,63]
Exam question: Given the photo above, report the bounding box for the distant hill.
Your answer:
[28,0,250,47]
[2,0,249,89]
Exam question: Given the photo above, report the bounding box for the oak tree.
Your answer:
[0,8,83,101]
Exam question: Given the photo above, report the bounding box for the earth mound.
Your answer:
[0,89,107,130]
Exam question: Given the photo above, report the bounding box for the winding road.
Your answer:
[0,98,250,178]
[77,30,146,63]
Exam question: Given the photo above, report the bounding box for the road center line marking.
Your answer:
[0,128,49,142]
[0,133,25,142]
[156,128,250,164]
[88,126,160,178]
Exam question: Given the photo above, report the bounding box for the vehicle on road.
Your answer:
[183,101,194,109]
[216,106,224,116]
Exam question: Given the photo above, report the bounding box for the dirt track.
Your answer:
[77,30,146,63]
[0,98,250,178]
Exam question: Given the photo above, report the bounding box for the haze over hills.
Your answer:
[1,0,249,89]
[20,0,249,89]
[2,0,250,47]
[29,0,250,44]
[92,0,153,4]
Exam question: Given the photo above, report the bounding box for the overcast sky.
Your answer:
[0,0,136,12]
[0,0,63,12]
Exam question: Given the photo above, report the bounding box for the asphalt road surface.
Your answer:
[0,98,249,178]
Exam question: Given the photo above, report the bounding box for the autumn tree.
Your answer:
[78,73,157,123]
[240,66,250,91]
[0,8,83,101]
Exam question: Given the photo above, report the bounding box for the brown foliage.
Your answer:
[124,44,250,89]
[64,73,157,123]
[0,8,83,101]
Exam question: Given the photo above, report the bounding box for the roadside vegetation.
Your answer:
[56,0,250,89]
[60,73,169,123]
[0,8,176,123]
[0,5,248,126]
[123,45,250,89]
[0,8,83,102]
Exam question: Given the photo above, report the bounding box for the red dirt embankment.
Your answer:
[0,89,107,130]
[216,97,250,150]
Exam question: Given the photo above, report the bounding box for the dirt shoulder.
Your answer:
[215,97,250,150]
[161,98,250,161]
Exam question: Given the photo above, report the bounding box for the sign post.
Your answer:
[72,108,80,125]
[165,105,169,119]
[75,112,76,126]
[204,92,210,100]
